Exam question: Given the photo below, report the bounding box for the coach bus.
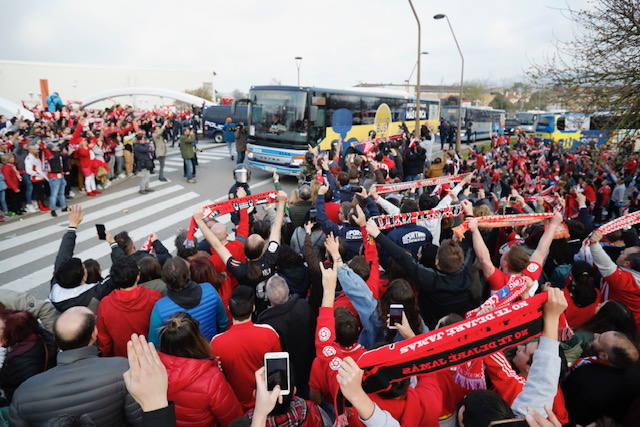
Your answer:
[244,85,440,175]
[534,113,586,146]
[515,110,548,134]
[441,105,506,142]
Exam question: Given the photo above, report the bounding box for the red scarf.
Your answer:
[373,173,469,194]
[371,205,463,230]
[184,191,278,248]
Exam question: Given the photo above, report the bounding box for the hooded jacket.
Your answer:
[97,286,162,357]
[375,233,479,330]
[158,353,243,427]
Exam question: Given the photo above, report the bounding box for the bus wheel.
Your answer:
[213,132,223,143]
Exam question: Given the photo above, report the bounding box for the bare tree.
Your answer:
[529,0,640,130]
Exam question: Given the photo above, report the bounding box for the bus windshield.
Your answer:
[251,90,308,143]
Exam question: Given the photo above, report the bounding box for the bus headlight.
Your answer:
[290,158,304,166]
[247,151,254,159]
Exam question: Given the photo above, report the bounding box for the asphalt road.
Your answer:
[0,141,297,300]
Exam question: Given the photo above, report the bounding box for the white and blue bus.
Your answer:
[245,85,440,175]
[440,105,506,142]
[515,110,548,134]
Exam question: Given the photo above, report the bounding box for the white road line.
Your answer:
[1,177,273,293]
[0,180,166,236]
[2,198,209,293]
[163,167,178,172]
[0,186,183,253]
[0,192,199,276]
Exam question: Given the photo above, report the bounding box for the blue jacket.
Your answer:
[222,122,236,142]
[387,223,432,259]
[148,282,227,346]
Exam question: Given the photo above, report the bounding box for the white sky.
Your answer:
[0,0,587,93]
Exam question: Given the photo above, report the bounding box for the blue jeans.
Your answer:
[0,190,7,212]
[226,141,235,158]
[405,174,423,182]
[184,158,194,180]
[20,173,32,204]
[49,177,66,210]
[237,150,246,164]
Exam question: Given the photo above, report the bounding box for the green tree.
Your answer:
[490,93,514,111]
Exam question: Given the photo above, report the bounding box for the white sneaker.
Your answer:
[69,191,76,197]
[104,181,111,189]
[26,203,37,213]
[118,173,126,179]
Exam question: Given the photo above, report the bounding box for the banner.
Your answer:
[184,191,279,247]
[371,205,464,230]
[374,173,470,194]
[584,210,640,246]
[357,293,547,393]
[453,213,555,239]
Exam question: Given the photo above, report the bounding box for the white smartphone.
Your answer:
[264,352,290,395]
[388,304,404,329]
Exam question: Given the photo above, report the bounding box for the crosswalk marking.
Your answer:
[0,185,182,253]
[0,192,199,276]
[0,180,166,236]
[0,176,272,294]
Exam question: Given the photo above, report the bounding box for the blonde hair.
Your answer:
[0,154,14,164]
[473,204,491,217]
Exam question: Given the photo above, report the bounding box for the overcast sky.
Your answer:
[0,0,587,93]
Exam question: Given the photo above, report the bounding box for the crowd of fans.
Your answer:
[2,112,640,427]
[0,104,207,220]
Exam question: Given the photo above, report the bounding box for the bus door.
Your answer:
[309,93,327,148]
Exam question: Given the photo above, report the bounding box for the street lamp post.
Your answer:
[406,51,429,87]
[294,56,303,87]
[434,13,464,153]
[408,0,421,139]
[212,70,217,104]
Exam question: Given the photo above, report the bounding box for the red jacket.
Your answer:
[96,286,161,357]
[2,163,21,192]
[562,287,602,329]
[159,353,243,427]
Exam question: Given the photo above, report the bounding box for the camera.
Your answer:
[349,185,363,193]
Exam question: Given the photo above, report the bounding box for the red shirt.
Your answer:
[309,307,365,402]
[562,287,602,329]
[602,268,640,328]
[583,185,597,203]
[96,286,162,357]
[598,186,612,206]
[487,262,543,292]
[210,321,281,411]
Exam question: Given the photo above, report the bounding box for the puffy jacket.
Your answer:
[133,141,154,171]
[97,286,162,357]
[179,134,196,159]
[148,282,227,346]
[159,353,243,427]
[8,346,142,426]
[0,331,57,403]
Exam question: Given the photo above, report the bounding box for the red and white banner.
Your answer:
[185,191,279,247]
[371,205,464,230]
[373,173,470,194]
[584,210,640,246]
[453,213,555,239]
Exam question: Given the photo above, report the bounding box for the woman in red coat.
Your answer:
[159,312,243,427]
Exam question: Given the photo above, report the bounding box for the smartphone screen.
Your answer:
[389,304,403,329]
[265,355,289,394]
[96,224,106,240]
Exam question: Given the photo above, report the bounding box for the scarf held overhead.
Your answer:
[373,173,470,194]
[184,191,279,247]
[452,213,555,240]
[584,210,640,246]
[357,292,547,394]
[371,205,464,230]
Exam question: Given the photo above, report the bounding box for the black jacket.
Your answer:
[111,240,172,266]
[562,362,640,426]
[403,147,426,176]
[376,233,479,329]
[257,295,315,397]
[49,228,117,312]
[0,331,57,403]
[9,345,143,426]
[133,142,154,171]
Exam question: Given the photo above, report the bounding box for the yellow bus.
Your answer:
[245,85,440,175]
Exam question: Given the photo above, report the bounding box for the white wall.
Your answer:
[0,60,213,109]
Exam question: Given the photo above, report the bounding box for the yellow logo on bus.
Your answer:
[374,104,392,138]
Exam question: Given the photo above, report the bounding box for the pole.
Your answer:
[297,66,300,87]
[444,16,464,153]
[294,56,303,87]
[408,0,421,139]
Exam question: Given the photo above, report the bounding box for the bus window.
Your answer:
[328,95,362,126]
[251,89,308,143]
[557,117,565,131]
[361,96,380,125]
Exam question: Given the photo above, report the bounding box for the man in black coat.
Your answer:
[9,306,143,426]
[257,275,314,399]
